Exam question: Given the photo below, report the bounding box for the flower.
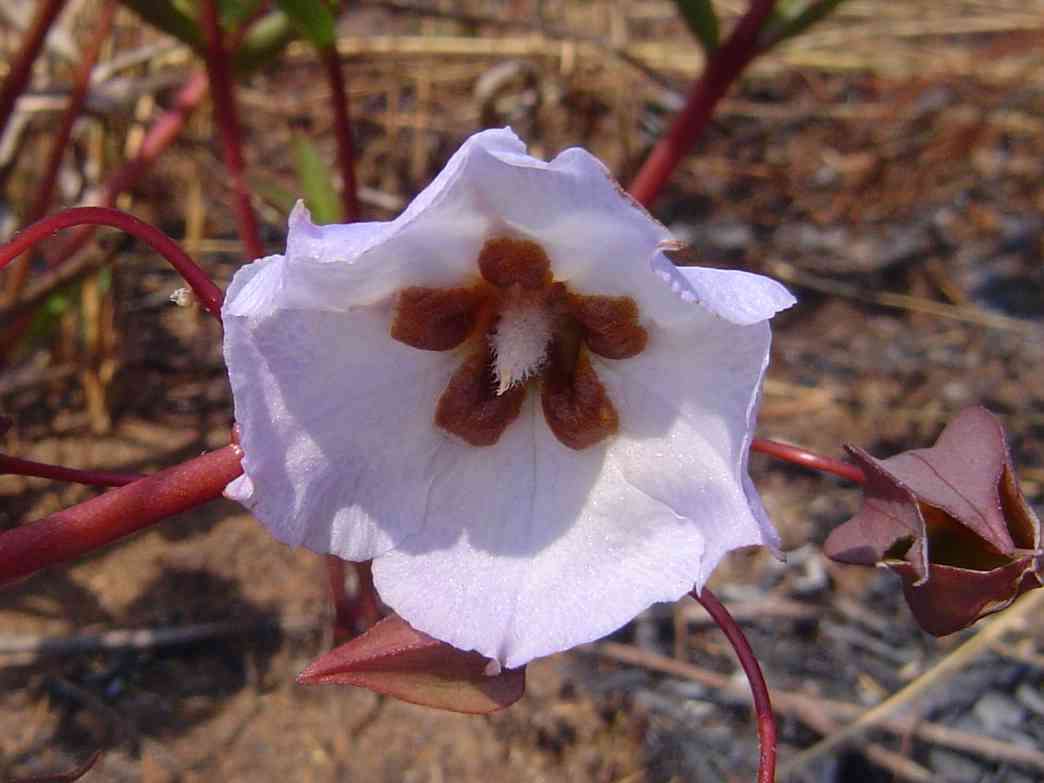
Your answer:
[222,128,795,668]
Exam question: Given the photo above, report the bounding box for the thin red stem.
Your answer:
[320,46,359,221]
[0,0,69,142]
[0,453,142,487]
[326,557,380,641]
[0,445,242,588]
[44,70,209,273]
[692,587,777,783]
[355,560,380,628]
[199,0,265,260]
[4,0,118,304]
[326,555,354,642]
[628,0,778,207]
[751,437,865,483]
[0,207,224,320]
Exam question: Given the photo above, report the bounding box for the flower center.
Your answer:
[389,236,647,450]
[490,288,553,395]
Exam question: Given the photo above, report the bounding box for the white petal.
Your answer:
[669,262,796,325]
[373,397,700,668]
[223,293,463,559]
[374,310,777,668]
[595,311,782,569]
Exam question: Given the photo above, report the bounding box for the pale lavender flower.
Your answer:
[222,129,794,668]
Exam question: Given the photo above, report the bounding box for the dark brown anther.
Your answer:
[567,294,647,359]
[541,339,618,450]
[435,351,527,446]
[477,237,552,290]
[390,286,487,351]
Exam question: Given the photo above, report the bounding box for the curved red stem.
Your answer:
[0,453,141,487]
[692,587,777,783]
[199,0,265,260]
[0,445,242,588]
[751,437,865,483]
[628,0,778,207]
[0,207,224,321]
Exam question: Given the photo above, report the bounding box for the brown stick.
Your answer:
[585,641,1044,774]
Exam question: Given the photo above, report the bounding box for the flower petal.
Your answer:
[373,310,777,668]
[662,261,797,326]
[595,310,782,572]
[373,397,703,668]
[223,288,462,559]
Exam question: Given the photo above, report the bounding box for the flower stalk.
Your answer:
[0,453,141,488]
[692,587,777,783]
[199,0,265,260]
[0,445,242,588]
[628,0,779,207]
[0,207,225,321]
[751,437,865,483]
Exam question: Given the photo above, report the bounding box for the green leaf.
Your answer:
[118,0,202,50]
[219,0,264,26]
[761,0,851,49]
[274,0,336,50]
[232,10,298,74]
[118,1,299,76]
[672,0,719,54]
[292,135,343,224]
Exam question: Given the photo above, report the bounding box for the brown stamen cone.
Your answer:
[542,337,618,450]
[477,237,552,290]
[567,293,647,359]
[435,351,527,446]
[391,287,486,351]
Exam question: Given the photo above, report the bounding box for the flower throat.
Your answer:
[389,237,647,449]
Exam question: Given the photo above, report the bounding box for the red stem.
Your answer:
[628,0,778,207]
[692,587,777,783]
[0,445,242,588]
[28,1,117,223]
[45,70,209,271]
[0,206,224,321]
[0,0,69,142]
[4,0,117,304]
[355,560,380,628]
[751,437,865,483]
[320,46,359,221]
[326,554,354,642]
[0,453,141,487]
[326,557,380,641]
[199,0,265,260]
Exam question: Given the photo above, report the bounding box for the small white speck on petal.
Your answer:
[490,295,552,395]
[483,659,502,677]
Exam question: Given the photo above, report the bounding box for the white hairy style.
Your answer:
[490,295,553,395]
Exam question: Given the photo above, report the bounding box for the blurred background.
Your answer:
[0,1,1042,780]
